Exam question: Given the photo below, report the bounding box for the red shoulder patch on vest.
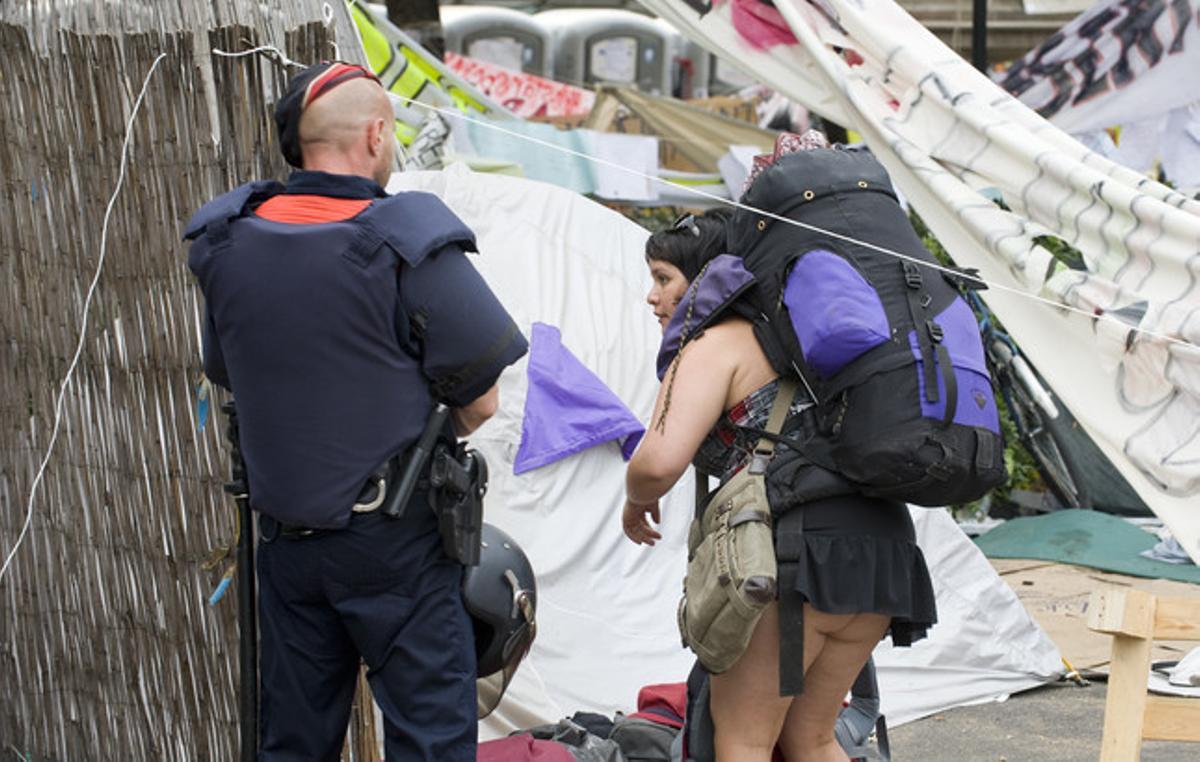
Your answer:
[254,195,372,224]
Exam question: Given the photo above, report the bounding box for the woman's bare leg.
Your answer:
[709,603,794,761]
[778,606,890,762]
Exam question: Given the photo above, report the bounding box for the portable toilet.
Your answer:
[707,53,759,95]
[536,8,672,95]
[442,6,551,76]
[651,17,703,99]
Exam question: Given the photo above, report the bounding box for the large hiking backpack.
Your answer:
[718,147,1005,506]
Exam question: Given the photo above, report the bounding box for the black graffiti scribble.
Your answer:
[999,31,1078,117]
[1073,8,1121,105]
[1111,0,1168,88]
[999,0,1197,119]
[1169,0,1193,53]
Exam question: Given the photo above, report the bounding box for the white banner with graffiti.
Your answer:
[643,0,1200,560]
[997,0,1200,134]
[444,52,596,119]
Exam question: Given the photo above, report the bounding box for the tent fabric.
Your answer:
[584,85,777,173]
[875,508,1064,726]
[975,510,1200,585]
[515,322,645,475]
[388,167,1063,734]
[642,0,1200,563]
[388,165,696,738]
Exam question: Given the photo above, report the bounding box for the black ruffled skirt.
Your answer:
[777,494,937,646]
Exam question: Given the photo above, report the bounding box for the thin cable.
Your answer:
[391,93,1198,352]
[0,53,168,586]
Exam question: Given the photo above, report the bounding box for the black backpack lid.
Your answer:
[731,147,896,254]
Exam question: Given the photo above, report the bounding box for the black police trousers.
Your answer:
[256,506,476,761]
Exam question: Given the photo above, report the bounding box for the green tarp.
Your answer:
[975,510,1200,585]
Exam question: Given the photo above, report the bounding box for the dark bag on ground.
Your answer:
[721,147,1005,506]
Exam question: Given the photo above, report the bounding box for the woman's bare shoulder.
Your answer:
[696,316,756,341]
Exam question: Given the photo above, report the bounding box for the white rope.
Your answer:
[0,53,168,586]
[211,45,304,69]
[386,93,1198,352]
[208,50,1158,347]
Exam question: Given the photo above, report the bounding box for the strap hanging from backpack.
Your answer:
[902,261,957,426]
[776,507,806,696]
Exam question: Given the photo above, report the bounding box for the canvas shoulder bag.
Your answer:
[677,379,797,674]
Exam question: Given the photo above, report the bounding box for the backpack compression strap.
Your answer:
[902,261,957,427]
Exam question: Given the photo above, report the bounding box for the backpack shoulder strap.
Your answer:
[356,191,477,267]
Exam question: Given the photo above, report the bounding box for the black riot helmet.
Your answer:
[464,523,537,718]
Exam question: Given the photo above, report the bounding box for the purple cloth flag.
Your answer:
[514,322,646,475]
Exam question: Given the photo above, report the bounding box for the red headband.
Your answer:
[302,63,381,110]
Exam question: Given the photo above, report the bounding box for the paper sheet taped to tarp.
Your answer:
[515,322,645,474]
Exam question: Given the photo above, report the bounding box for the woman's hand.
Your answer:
[622,499,663,546]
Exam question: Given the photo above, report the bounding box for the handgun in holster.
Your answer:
[428,443,488,567]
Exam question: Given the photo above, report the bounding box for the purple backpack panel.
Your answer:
[783,250,890,378]
[907,298,1001,433]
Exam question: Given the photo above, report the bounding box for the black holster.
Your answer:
[428,443,487,566]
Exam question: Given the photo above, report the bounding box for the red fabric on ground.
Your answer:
[630,682,687,728]
[476,734,575,762]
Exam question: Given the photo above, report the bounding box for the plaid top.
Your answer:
[693,379,809,482]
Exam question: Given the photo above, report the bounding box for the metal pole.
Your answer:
[972,0,989,72]
[223,402,258,762]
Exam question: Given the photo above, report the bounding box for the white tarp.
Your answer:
[643,0,1200,563]
[389,165,1062,732]
[876,508,1063,725]
[388,165,696,736]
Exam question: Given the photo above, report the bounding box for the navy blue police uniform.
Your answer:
[185,169,527,761]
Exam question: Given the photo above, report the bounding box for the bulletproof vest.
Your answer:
[184,181,476,528]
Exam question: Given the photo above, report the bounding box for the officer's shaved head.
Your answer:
[297,77,396,186]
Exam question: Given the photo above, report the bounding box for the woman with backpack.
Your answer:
[625,198,936,762]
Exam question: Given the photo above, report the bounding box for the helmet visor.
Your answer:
[477,590,536,719]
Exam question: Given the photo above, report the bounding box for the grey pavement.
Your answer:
[887,681,1196,761]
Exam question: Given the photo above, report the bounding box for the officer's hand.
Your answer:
[622,498,662,546]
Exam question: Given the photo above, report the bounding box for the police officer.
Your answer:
[184,62,528,760]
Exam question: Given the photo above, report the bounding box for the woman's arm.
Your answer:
[626,325,738,504]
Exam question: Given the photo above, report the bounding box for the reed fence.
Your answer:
[0,2,367,758]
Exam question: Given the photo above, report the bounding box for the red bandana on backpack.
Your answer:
[742,129,831,196]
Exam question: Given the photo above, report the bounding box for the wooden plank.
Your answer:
[1153,597,1200,641]
[1143,695,1200,742]
[1099,633,1155,762]
[1088,588,1155,639]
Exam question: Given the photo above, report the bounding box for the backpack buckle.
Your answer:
[903,262,923,289]
[926,320,944,342]
[749,448,773,475]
